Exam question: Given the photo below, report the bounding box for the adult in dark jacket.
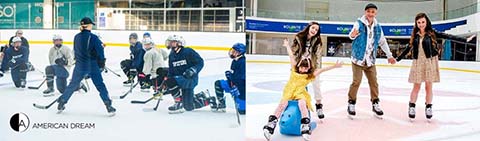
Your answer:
[56,17,116,116]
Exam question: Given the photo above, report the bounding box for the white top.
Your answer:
[349,15,393,67]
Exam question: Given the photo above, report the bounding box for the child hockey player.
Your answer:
[139,38,168,92]
[211,43,246,115]
[263,38,342,141]
[0,37,29,88]
[120,33,145,86]
[165,35,204,114]
[56,17,116,116]
[396,13,475,121]
[43,34,88,96]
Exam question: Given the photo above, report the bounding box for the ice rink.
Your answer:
[246,55,480,141]
[0,45,245,141]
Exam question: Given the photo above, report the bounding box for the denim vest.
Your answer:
[351,20,382,63]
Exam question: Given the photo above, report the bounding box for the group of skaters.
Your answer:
[262,3,476,141]
[0,17,246,117]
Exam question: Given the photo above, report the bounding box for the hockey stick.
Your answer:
[131,80,166,104]
[112,81,139,99]
[33,97,59,109]
[104,67,121,77]
[231,94,241,126]
[27,79,46,89]
[229,86,241,126]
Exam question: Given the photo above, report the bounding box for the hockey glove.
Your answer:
[55,57,68,66]
[183,67,197,79]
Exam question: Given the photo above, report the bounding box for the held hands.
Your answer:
[350,28,360,38]
[387,57,397,64]
[333,60,344,68]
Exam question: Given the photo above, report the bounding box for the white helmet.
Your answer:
[142,38,154,45]
[165,35,185,48]
[52,34,63,40]
[12,37,22,43]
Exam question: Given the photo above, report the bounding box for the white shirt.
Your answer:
[349,15,393,67]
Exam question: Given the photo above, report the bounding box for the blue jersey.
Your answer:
[168,47,204,88]
[73,30,105,69]
[130,41,145,71]
[230,55,246,85]
[1,46,29,71]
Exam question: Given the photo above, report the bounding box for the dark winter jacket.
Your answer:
[1,46,29,71]
[397,30,467,61]
[73,30,105,69]
[168,47,204,89]
[230,55,245,86]
[130,41,145,71]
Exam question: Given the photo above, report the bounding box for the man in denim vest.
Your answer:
[347,3,396,119]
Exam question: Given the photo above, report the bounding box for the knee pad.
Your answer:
[45,65,55,77]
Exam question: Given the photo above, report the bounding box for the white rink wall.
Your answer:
[0,29,245,50]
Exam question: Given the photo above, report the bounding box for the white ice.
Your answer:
[0,45,245,141]
[246,54,480,141]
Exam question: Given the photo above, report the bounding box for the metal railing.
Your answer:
[249,2,478,23]
[0,2,245,32]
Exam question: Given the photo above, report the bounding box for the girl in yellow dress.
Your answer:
[263,38,343,140]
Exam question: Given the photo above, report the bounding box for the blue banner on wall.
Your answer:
[246,18,467,36]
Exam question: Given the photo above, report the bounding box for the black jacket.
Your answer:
[397,30,467,61]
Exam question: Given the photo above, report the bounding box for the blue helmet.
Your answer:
[232,43,246,54]
[143,32,151,37]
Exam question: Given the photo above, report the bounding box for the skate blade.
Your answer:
[374,114,383,120]
[56,110,64,114]
[427,118,432,123]
[263,129,272,141]
[302,134,311,141]
[43,94,55,97]
[141,89,150,93]
[107,112,116,117]
[168,109,185,114]
[348,115,355,120]
[212,109,226,113]
[409,118,415,122]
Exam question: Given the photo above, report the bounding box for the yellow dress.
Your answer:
[281,69,315,111]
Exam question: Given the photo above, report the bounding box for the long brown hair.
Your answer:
[409,13,437,46]
[294,22,322,58]
[296,58,315,80]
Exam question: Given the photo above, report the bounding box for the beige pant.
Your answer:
[312,76,322,101]
[347,63,379,102]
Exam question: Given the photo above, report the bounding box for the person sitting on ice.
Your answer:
[0,37,30,88]
[42,34,88,96]
[210,43,246,115]
[139,38,168,92]
[120,33,145,86]
[262,38,343,141]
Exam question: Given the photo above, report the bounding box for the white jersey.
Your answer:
[48,45,74,69]
[143,48,167,78]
